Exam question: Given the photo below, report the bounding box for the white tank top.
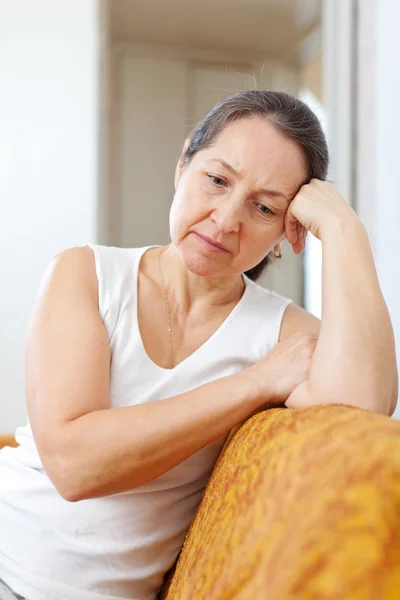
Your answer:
[0,245,292,600]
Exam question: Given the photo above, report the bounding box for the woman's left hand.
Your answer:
[285,179,356,254]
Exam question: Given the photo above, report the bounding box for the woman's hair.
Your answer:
[181,90,329,282]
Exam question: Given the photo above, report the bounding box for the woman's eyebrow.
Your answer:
[206,158,239,176]
[205,158,289,203]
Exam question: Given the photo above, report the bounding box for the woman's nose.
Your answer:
[211,201,242,233]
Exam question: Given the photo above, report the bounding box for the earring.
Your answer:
[274,245,282,259]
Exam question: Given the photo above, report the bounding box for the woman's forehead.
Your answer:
[199,118,307,185]
[214,118,298,156]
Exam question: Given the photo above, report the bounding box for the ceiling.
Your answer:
[108,0,321,65]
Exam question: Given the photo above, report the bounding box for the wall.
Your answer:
[0,0,102,431]
[357,0,400,418]
[301,56,323,102]
[375,0,400,417]
[356,0,376,250]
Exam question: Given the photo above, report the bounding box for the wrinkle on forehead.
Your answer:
[206,116,308,197]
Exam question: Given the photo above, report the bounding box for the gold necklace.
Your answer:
[157,249,173,369]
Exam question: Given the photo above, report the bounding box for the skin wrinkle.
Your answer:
[204,158,290,204]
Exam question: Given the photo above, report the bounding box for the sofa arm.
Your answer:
[0,434,18,449]
[160,404,400,600]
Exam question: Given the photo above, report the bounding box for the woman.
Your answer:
[0,91,397,600]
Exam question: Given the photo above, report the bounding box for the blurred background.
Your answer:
[1,0,399,431]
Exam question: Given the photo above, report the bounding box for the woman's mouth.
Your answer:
[193,232,229,252]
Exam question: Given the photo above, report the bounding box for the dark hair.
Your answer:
[181,90,329,281]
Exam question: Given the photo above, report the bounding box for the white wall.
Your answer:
[356,0,377,253]
[0,0,102,431]
[357,0,400,418]
[375,0,400,417]
[118,53,188,247]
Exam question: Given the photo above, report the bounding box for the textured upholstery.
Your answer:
[0,435,18,449]
[160,404,400,599]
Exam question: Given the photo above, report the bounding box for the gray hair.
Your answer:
[181,90,329,282]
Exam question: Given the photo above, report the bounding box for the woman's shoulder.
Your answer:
[49,245,143,288]
[51,244,145,305]
[84,243,145,263]
[51,244,143,268]
[244,275,292,308]
[244,278,320,342]
[238,278,293,346]
[43,246,98,296]
[278,302,321,342]
[82,244,155,282]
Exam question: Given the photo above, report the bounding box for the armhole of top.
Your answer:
[81,243,136,343]
[272,298,293,346]
[82,243,103,317]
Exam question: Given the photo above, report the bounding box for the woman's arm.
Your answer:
[283,180,397,416]
[26,248,271,502]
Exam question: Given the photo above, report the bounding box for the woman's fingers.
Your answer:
[295,224,304,254]
[291,222,303,255]
[285,209,298,245]
[285,205,309,255]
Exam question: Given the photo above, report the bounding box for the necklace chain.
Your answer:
[158,249,173,369]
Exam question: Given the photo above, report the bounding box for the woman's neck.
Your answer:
[153,244,245,316]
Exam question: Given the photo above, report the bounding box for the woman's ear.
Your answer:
[174,138,191,190]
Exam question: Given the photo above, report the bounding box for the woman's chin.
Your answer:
[180,251,229,279]
[173,234,235,278]
[185,258,220,278]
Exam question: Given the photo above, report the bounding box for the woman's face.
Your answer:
[169,116,308,278]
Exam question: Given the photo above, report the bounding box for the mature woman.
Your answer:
[0,91,397,600]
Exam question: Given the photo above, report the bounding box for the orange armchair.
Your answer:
[160,405,400,600]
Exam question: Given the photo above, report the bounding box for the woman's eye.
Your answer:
[257,203,274,216]
[208,175,226,187]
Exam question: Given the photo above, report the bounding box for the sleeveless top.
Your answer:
[0,245,292,600]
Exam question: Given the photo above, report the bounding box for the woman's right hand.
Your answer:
[247,332,319,407]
